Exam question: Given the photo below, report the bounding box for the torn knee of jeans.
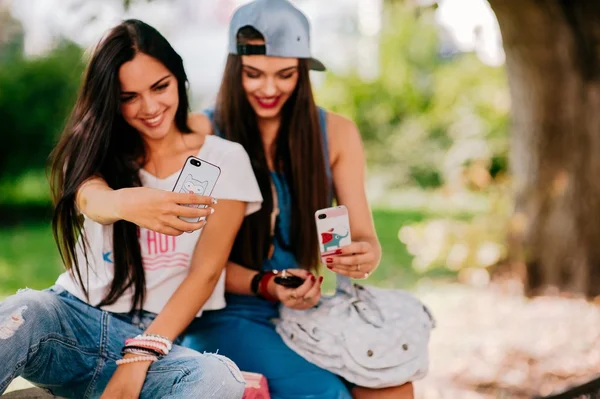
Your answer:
[206,353,246,385]
[0,306,28,339]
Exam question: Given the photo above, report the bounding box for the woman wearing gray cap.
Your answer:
[184,0,415,398]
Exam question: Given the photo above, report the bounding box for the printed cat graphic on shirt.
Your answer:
[180,174,208,196]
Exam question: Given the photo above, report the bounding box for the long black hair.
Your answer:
[214,27,329,272]
[50,19,192,312]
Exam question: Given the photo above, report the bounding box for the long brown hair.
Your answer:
[50,20,192,312]
[214,27,329,271]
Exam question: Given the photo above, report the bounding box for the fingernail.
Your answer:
[335,249,343,255]
[318,276,323,283]
[210,207,215,214]
[326,265,333,269]
[326,258,333,263]
[311,275,316,282]
[211,198,218,205]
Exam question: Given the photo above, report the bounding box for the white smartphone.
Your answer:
[315,205,352,259]
[172,156,221,223]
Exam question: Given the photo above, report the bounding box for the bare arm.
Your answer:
[75,177,213,235]
[75,177,121,225]
[225,261,259,295]
[144,199,246,340]
[326,112,382,275]
[101,199,246,397]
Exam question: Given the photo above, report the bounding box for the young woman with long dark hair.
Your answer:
[183,1,415,398]
[0,19,261,399]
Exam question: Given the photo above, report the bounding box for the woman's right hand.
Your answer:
[116,187,216,236]
[268,269,323,310]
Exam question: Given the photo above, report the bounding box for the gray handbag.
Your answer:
[275,274,435,388]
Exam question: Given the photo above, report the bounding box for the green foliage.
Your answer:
[317,3,510,189]
[397,182,511,276]
[0,41,85,181]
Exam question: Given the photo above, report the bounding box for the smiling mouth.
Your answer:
[254,96,281,109]
[140,112,164,128]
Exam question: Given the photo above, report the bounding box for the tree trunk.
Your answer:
[488,0,600,297]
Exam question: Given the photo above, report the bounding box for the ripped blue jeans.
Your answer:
[0,285,246,399]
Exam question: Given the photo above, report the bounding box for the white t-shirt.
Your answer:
[56,135,262,315]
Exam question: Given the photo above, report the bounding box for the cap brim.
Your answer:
[308,58,326,71]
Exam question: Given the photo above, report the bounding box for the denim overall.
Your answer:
[183,107,352,399]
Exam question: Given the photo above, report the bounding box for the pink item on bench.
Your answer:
[241,371,270,399]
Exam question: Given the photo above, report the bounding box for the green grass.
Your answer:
[368,209,428,285]
[0,208,461,298]
[0,222,63,297]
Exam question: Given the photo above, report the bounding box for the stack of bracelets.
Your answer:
[116,334,173,366]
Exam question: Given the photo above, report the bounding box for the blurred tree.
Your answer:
[0,5,24,62]
[0,41,84,180]
[318,3,509,190]
[489,0,600,297]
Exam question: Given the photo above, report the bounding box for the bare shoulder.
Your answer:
[326,111,359,136]
[169,113,208,151]
[324,110,363,164]
[188,112,213,135]
[181,112,214,148]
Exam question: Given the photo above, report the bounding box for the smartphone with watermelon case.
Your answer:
[315,205,352,262]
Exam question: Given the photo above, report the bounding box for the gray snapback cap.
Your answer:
[228,0,326,71]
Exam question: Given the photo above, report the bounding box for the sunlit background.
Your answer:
[1,0,598,398]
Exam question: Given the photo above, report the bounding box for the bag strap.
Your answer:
[267,179,279,259]
[316,107,354,295]
[332,274,385,327]
[336,273,356,296]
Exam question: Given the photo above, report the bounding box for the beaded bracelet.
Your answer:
[130,333,173,350]
[136,335,173,351]
[122,347,161,358]
[125,339,170,355]
[115,355,158,366]
[125,339,169,353]
[120,333,174,367]
[137,334,171,346]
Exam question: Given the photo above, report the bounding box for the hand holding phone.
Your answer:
[269,269,323,310]
[274,275,305,289]
[172,156,221,223]
[111,186,213,236]
[315,205,375,279]
[315,205,352,260]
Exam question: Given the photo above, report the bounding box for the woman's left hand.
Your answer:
[101,360,150,399]
[323,241,378,279]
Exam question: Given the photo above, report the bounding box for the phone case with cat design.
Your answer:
[172,156,221,223]
[315,205,352,259]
